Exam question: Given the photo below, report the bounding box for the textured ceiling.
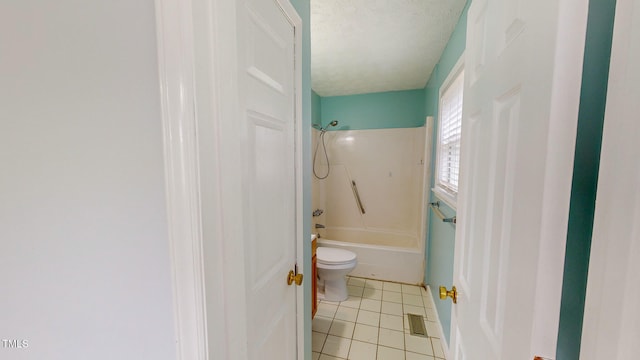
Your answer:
[311,0,466,97]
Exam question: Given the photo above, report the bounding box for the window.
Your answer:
[434,65,464,208]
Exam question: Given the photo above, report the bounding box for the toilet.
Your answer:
[316,247,357,302]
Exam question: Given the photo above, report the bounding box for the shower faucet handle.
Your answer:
[312,209,324,217]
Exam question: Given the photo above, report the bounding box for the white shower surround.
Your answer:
[312,125,432,284]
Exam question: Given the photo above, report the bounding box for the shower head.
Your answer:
[314,120,340,132]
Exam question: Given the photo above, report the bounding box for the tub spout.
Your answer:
[315,224,325,229]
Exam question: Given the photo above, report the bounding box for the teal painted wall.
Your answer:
[425,201,456,342]
[423,0,470,345]
[312,90,322,128]
[288,1,312,360]
[424,3,469,117]
[556,0,616,358]
[319,89,426,130]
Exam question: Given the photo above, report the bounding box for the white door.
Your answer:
[236,0,300,359]
[448,0,589,358]
[580,0,640,358]
[157,0,302,357]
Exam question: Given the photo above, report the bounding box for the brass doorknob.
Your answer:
[439,286,457,304]
[287,270,303,286]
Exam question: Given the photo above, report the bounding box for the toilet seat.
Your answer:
[317,247,356,265]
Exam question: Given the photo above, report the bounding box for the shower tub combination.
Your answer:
[312,123,433,285]
[316,229,425,284]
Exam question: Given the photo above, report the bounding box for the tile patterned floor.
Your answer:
[312,277,447,360]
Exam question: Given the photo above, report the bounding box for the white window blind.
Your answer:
[436,69,464,197]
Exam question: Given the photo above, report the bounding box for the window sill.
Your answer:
[432,186,457,211]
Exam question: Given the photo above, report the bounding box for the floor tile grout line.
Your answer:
[318,277,444,359]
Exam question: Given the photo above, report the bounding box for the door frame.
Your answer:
[154,0,209,358]
[154,0,304,359]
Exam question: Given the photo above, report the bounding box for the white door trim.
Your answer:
[270,1,306,359]
[154,0,211,359]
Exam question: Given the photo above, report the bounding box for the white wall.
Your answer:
[0,1,177,359]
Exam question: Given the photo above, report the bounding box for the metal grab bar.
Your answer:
[351,180,366,215]
[430,201,456,225]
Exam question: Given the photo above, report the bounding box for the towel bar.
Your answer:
[429,201,456,225]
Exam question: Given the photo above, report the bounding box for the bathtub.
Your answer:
[316,228,424,285]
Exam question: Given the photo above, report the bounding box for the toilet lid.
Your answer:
[317,247,356,265]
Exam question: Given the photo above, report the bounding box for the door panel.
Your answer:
[479,89,519,352]
[237,0,297,359]
[449,0,588,358]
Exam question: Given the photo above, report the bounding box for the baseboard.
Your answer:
[426,285,450,359]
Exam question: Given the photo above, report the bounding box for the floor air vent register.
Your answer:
[407,313,428,337]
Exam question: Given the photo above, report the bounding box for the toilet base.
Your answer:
[322,277,348,302]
